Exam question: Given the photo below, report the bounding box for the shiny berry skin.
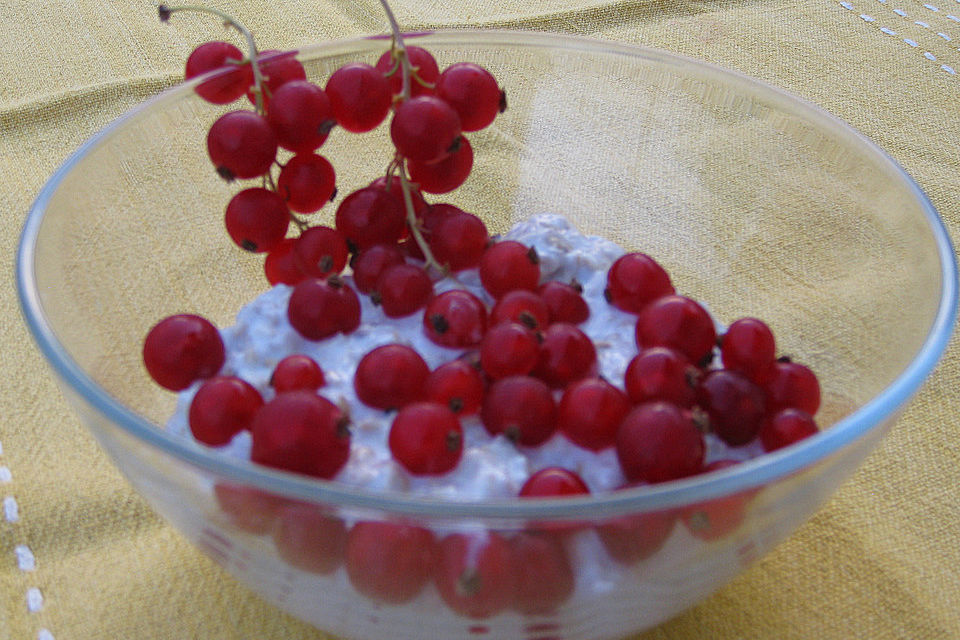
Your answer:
[391,95,463,163]
[761,359,821,415]
[353,344,429,410]
[247,50,306,107]
[373,263,434,318]
[680,460,751,541]
[436,62,503,131]
[266,80,335,153]
[325,62,393,133]
[407,136,473,194]
[424,360,485,415]
[335,186,407,250]
[423,289,488,349]
[270,354,325,392]
[292,226,349,279]
[533,323,598,388]
[185,41,252,104]
[434,532,515,619]
[605,252,674,314]
[250,391,350,479]
[188,376,263,446]
[481,375,557,446]
[224,187,289,253]
[346,521,436,604]
[519,467,590,497]
[509,531,574,615]
[264,238,303,285]
[636,294,717,366]
[760,408,818,452]
[480,322,541,379]
[376,45,439,97]
[287,277,361,340]
[538,280,589,325]
[624,347,699,408]
[720,317,777,381]
[558,378,630,451]
[369,175,429,216]
[490,290,550,329]
[350,243,405,293]
[616,402,705,483]
[389,402,463,475]
[273,503,347,575]
[143,314,224,391]
[479,241,541,298]
[698,369,767,446]
[206,110,278,181]
[427,208,489,271]
[597,505,677,565]
[277,153,336,213]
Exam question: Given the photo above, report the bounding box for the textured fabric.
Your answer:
[2,1,959,639]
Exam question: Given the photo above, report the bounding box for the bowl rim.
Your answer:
[15,29,959,520]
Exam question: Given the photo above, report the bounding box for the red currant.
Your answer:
[636,294,717,366]
[369,175,428,216]
[188,375,263,446]
[519,467,590,497]
[624,347,699,408]
[273,503,347,575]
[509,531,574,615]
[335,185,407,250]
[213,483,285,535]
[206,110,277,181]
[246,50,306,107]
[270,354,325,392]
[490,290,550,330]
[185,41,252,104]
[353,344,429,410]
[389,402,463,475]
[266,80,335,153]
[390,95,462,163]
[373,262,434,318]
[533,323,597,388]
[434,532,516,619]
[596,504,677,565]
[720,317,777,382]
[287,276,361,340]
[616,402,705,483]
[697,369,767,446]
[376,45,440,97]
[760,358,821,415]
[605,252,674,314]
[407,136,473,194]
[143,314,224,391]
[277,153,336,213]
[479,322,541,380]
[558,378,630,451]
[479,241,541,299]
[680,460,751,541]
[538,280,589,325]
[264,238,302,285]
[426,208,489,271]
[481,375,557,446]
[224,187,289,253]
[250,390,351,479]
[436,62,504,132]
[349,243,406,293]
[346,521,436,604]
[760,408,818,452]
[423,289,488,349]
[424,360,485,415]
[325,62,393,133]
[292,226,349,279]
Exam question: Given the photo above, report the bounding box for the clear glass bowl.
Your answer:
[16,30,957,640]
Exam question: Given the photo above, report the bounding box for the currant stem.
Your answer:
[377,0,412,100]
[398,164,445,274]
[159,4,266,113]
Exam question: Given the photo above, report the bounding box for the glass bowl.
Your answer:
[16,30,957,640]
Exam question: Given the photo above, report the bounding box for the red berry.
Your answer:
[376,46,440,97]
[266,80,335,153]
[698,369,767,446]
[636,295,717,366]
[189,376,263,446]
[533,323,597,388]
[273,503,347,574]
[277,153,336,213]
[423,289,488,349]
[390,95,463,163]
[369,175,429,216]
[558,378,630,451]
[213,483,285,534]
[434,532,515,619]
[247,50,306,107]
[481,375,557,446]
[250,391,351,479]
[538,281,589,325]
[287,277,361,340]
[597,505,677,565]
[389,402,463,475]
[264,238,303,285]
[270,354,325,392]
[480,322,541,379]
[408,136,473,194]
[346,521,436,604]
[624,347,699,408]
[436,62,503,131]
[424,360,485,415]
[335,186,407,250]
[605,252,674,314]
[761,359,821,415]
[373,263,434,318]
[680,460,751,541]
[224,187,289,253]
[760,408,818,452]
[479,241,541,299]
[616,402,705,483]
[425,208,489,271]
[353,344,429,410]
[350,243,406,293]
[292,226,349,279]
[185,41,252,104]
[490,290,550,329]
[325,62,393,133]
[721,317,777,381]
[143,314,224,391]
[519,467,590,497]
[207,110,278,181]
[509,532,574,615]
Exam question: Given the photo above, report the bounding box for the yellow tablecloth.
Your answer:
[3,1,959,638]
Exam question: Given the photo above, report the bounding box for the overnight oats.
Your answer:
[141,5,823,632]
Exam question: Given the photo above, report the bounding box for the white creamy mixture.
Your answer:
[167,213,762,498]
